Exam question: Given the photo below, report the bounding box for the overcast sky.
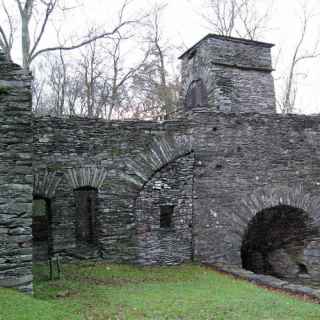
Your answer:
[5,0,320,114]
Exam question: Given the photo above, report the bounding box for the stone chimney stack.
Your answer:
[179,34,276,115]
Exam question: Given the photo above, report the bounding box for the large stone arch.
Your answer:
[118,134,193,193]
[237,185,320,226]
[231,185,320,279]
[222,185,320,266]
[98,134,194,264]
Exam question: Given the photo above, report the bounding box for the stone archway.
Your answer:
[102,134,194,264]
[241,204,318,279]
[237,185,320,281]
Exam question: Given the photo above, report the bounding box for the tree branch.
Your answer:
[30,0,57,58]
[30,19,136,63]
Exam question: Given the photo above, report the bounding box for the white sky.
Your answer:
[5,0,320,114]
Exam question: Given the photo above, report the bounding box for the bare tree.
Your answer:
[32,51,82,116]
[77,40,107,118]
[32,73,45,113]
[131,3,181,120]
[277,7,320,113]
[0,1,15,60]
[104,34,149,120]
[198,0,272,40]
[49,50,67,115]
[148,4,173,118]
[5,0,138,70]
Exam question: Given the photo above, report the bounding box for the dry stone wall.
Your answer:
[191,111,320,280]
[0,52,33,292]
[135,153,194,265]
[3,34,320,292]
[32,116,193,264]
[32,110,320,282]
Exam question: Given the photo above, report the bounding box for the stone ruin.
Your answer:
[1,34,320,294]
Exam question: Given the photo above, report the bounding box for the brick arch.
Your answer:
[117,134,193,193]
[64,166,108,190]
[33,170,63,199]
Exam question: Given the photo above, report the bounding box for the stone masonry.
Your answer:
[0,52,33,292]
[1,34,320,292]
[179,34,275,114]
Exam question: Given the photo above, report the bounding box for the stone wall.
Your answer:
[2,33,320,292]
[31,110,320,281]
[191,111,320,279]
[135,153,194,265]
[0,52,33,292]
[32,116,193,264]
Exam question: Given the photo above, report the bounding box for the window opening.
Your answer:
[74,186,97,244]
[160,205,174,229]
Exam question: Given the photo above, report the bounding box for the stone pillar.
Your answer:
[0,52,33,293]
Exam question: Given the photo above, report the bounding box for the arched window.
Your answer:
[74,186,97,244]
[185,79,208,110]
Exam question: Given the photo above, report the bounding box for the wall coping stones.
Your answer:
[209,263,320,301]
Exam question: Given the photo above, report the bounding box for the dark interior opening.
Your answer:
[32,197,52,261]
[160,205,174,229]
[74,186,97,244]
[297,263,308,275]
[185,79,208,110]
[241,205,318,279]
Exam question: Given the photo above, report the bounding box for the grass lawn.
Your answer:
[1,263,320,320]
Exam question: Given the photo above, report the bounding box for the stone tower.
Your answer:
[179,34,276,114]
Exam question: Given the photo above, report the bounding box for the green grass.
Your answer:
[1,263,320,320]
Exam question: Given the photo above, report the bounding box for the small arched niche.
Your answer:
[74,186,98,245]
[185,79,208,110]
[32,196,52,261]
[241,205,319,279]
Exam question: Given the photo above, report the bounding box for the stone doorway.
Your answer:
[241,205,319,280]
[74,187,97,245]
[32,197,52,261]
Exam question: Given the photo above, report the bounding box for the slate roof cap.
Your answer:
[178,33,275,60]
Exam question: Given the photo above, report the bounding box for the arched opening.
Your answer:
[185,79,208,110]
[241,205,318,280]
[32,197,52,261]
[74,186,98,245]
